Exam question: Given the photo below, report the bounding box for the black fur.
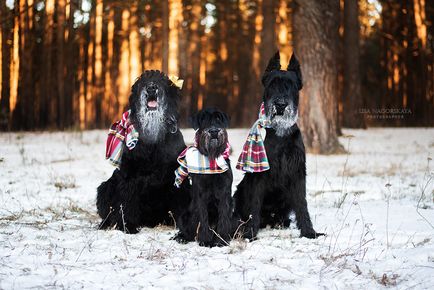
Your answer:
[96,70,190,234]
[233,52,324,240]
[174,108,234,247]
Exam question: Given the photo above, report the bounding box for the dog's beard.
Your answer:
[268,106,298,137]
[197,131,227,160]
[137,105,167,143]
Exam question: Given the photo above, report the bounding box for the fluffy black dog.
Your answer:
[96,70,190,233]
[234,52,323,240]
[174,108,233,247]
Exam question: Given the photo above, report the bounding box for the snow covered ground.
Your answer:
[0,128,433,289]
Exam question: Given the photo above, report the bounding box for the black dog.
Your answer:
[174,108,233,247]
[96,70,190,233]
[234,52,323,240]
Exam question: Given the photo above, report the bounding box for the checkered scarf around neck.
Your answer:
[105,110,139,167]
[236,102,271,173]
[174,142,231,188]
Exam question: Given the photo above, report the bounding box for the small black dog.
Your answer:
[174,108,233,247]
[96,70,190,233]
[234,52,323,240]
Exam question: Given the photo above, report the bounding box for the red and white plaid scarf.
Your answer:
[105,110,139,167]
[174,142,231,188]
[236,103,270,173]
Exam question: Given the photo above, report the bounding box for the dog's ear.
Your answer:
[265,51,281,72]
[130,76,140,96]
[287,53,303,90]
[220,111,230,128]
[189,111,201,130]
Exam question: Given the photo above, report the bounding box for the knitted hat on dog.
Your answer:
[236,103,270,173]
[105,110,139,167]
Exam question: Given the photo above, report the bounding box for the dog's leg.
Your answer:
[96,170,122,230]
[234,175,266,240]
[193,188,213,247]
[245,179,266,241]
[291,178,324,239]
[99,175,148,234]
[214,187,233,246]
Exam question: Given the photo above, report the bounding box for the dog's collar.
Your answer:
[174,143,230,188]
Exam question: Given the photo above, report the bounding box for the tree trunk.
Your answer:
[56,0,66,128]
[65,0,76,128]
[0,1,12,130]
[93,0,103,127]
[40,0,54,128]
[259,0,277,72]
[162,0,169,73]
[342,0,365,128]
[292,0,343,153]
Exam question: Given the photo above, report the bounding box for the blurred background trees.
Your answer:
[0,0,433,151]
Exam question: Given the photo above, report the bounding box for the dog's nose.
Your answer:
[146,83,158,94]
[209,128,220,138]
[274,101,288,114]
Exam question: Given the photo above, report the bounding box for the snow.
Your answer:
[0,128,433,289]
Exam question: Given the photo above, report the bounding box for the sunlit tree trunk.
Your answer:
[343,0,365,128]
[103,7,115,124]
[93,0,103,127]
[65,0,76,127]
[293,0,343,153]
[169,0,181,76]
[162,0,169,73]
[85,5,96,127]
[9,0,20,128]
[189,1,203,113]
[117,9,130,114]
[129,2,141,85]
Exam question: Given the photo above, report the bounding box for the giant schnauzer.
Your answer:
[174,108,233,247]
[234,52,323,240]
[96,70,190,234]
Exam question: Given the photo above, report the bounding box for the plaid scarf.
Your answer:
[105,110,139,167]
[236,103,271,173]
[174,142,231,188]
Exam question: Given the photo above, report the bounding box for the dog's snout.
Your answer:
[209,128,220,138]
[274,101,288,115]
[146,83,158,94]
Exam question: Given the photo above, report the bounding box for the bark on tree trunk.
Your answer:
[0,1,12,130]
[259,0,277,73]
[41,0,54,128]
[56,0,66,129]
[292,0,343,153]
[162,0,169,73]
[343,0,365,128]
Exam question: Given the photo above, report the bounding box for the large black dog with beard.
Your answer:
[234,52,323,240]
[174,108,234,247]
[96,70,190,233]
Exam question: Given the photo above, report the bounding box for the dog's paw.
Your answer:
[198,240,215,248]
[112,222,139,234]
[300,231,325,239]
[240,232,258,242]
[172,232,190,244]
[124,226,140,234]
